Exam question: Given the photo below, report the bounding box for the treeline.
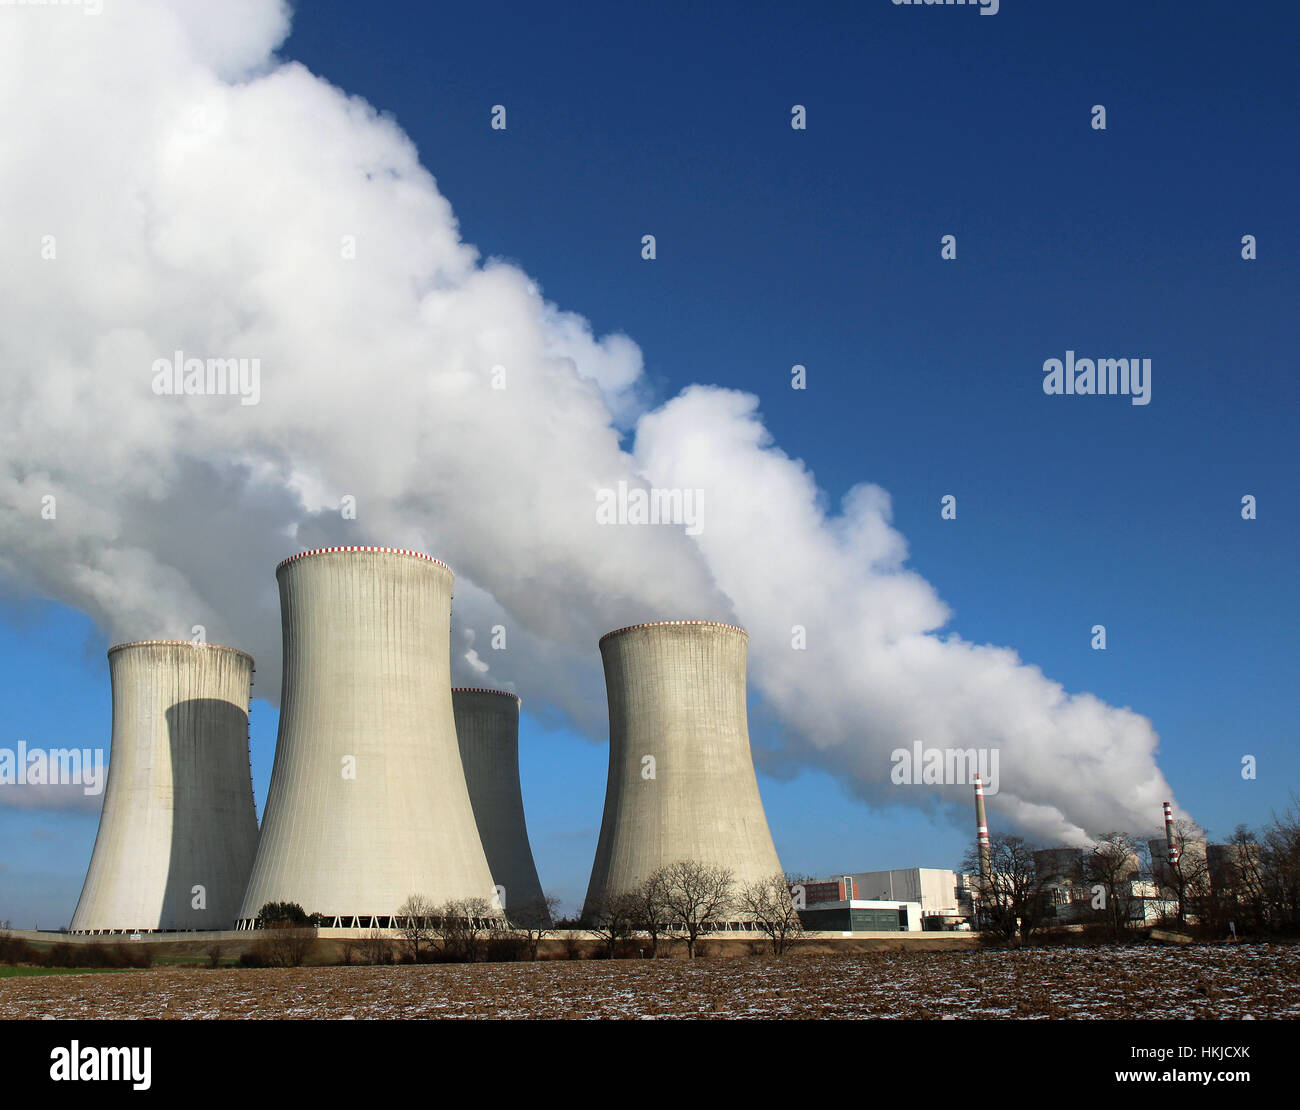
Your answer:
[965,794,1300,943]
[0,933,154,969]
[242,862,805,967]
[580,862,802,958]
[1196,811,1300,936]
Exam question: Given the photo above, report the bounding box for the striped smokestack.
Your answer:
[974,773,991,883]
[1163,800,1180,867]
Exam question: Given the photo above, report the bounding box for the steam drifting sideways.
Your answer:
[0,0,1183,845]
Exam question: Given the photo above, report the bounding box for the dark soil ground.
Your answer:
[2,944,1296,1019]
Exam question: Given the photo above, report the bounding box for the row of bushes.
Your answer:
[236,931,765,968]
[1,928,708,972]
[0,933,154,969]
[239,930,547,967]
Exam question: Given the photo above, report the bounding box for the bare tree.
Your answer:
[204,942,225,969]
[510,894,561,960]
[739,872,805,956]
[434,897,500,962]
[1261,794,1300,932]
[962,834,1052,941]
[659,860,734,958]
[359,928,394,965]
[1226,825,1269,924]
[1157,819,1213,925]
[261,922,318,967]
[1083,832,1142,938]
[585,890,640,958]
[629,869,673,958]
[1198,824,1270,936]
[396,894,438,963]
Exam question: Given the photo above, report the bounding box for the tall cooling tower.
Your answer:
[237,547,496,925]
[584,620,783,916]
[452,688,546,917]
[71,641,258,932]
[1033,848,1084,884]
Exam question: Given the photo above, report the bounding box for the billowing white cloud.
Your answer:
[0,1,1182,842]
[635,387,1179,843]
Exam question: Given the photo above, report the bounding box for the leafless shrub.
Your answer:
[508,894,561,960]
[358,929,394,965]
[260,923,318,967]
[585,890,640,958]
[433,897,501,963]
[395,894,438,963]
[739,872,805,956]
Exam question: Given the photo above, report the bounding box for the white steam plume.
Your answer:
[0,1,1181,842]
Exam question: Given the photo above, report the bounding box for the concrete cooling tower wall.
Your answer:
[452,688,546,919]
[583,620,783,916]
[237,547,496,925]
[71,641,258,932]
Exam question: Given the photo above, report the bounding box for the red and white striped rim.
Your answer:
[599,619,747,644]
[108,639,253,662]
[452,687,521,701]
[276,546,451,572]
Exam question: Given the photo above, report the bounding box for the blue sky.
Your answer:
[1,0,1296,926]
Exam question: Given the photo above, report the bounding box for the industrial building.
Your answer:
[452,688,546,919]
[847,868,968,927]
[802,871,969,931]
[71,641,259,933]
[799,899,923,932]
[237,547,497,927]
[583,620,783,916]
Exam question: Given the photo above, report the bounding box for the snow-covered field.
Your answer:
[2,945,1297,1019]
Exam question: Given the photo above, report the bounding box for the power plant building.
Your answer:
[799,898,923,933]
[799,870,970,930]
[237,547,496,927]
[71,641,259,932]
[584,620,783,916]
[847,868,968,927]
[452,688,546,918]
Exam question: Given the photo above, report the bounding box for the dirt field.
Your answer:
[2,944,1297,1019]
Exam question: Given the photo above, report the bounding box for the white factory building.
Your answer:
[799,869,973,932]
[847,868,971,930]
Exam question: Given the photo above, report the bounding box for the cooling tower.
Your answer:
[71,641,258,932]
[583,620,783,916]
[452,688,546,918]
[1207,842,1261,890]
[1033,848,1084,884]
[237,547,496,925]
